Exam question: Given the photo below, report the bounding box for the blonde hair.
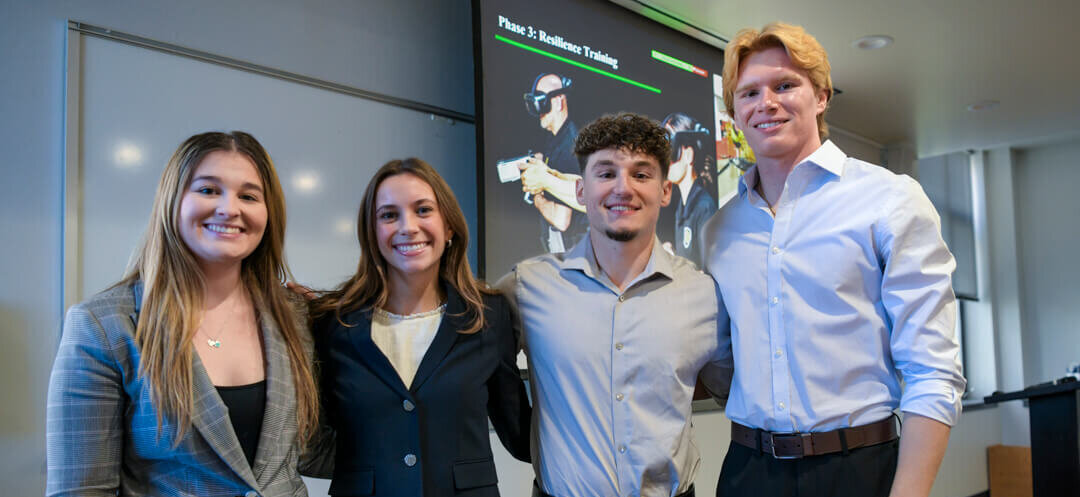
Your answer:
[312,158,491,333]
[722,22,833,140]
[119,131,318,444]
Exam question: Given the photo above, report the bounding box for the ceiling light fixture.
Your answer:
[852,35,893,50]
[966,100,1000,112]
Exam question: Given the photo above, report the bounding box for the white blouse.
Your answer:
[369,304,446,388]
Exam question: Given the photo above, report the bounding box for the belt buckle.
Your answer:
[769,432,808,459]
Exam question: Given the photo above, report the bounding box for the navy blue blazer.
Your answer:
[314,285,531,497]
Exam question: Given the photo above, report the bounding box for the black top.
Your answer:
[539,119,588,253]
[674,177,718,267]
[216,380,267,468]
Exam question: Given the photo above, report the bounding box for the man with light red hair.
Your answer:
[701,22,965,497]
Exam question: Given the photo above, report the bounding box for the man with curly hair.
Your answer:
[702,22,964,497]
[498,112,732,497]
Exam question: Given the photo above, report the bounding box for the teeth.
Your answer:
[396,243,427,252]
[609,206,632,212]
[756,121,782,129]
[206,224,240,234]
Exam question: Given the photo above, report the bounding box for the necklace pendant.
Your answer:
[207,338,222,348]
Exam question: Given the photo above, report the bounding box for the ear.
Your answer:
[815,87,829,115]
[575,176,585,206]
[660,178,672,207]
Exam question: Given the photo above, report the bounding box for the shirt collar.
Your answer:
[801,139,846,177]
[738,165,760,197]
[737,139,846,197]
[560,231,675,286]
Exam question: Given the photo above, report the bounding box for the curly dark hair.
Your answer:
[573,112,671,177]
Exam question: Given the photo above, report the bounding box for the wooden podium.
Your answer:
[984,380,1080,497]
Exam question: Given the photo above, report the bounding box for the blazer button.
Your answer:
[404,453,418,467]
[403,399,415,412]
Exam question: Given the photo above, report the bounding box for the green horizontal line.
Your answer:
[651,49,694,73]
[495,34,661,94]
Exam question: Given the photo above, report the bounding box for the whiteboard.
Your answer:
[72,34,478,302]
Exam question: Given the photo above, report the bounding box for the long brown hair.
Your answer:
[312,157,490,333]
[119,131,318,444]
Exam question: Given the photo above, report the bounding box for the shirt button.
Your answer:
[778,402,786,410]
[618,295,626,302]
[615,393,624,401]
[772,246,780,254]
[244,491,258,497]
[774,348,783,358]
[404,453,417,466]
[403,399,415,412]
[618,444,627,453]
[771,296,779,305]
[615,342,624,350]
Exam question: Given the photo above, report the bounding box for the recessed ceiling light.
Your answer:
[852,35,893,50]
[966,100,1000,112]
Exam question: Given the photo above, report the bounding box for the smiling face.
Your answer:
[576,147,672,243]
[373,173,452,288]
[732,46,828,167]
[178,150,268,271]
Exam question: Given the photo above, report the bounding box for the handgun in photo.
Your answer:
[496,152,538,204]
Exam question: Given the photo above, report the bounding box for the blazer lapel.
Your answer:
[250,309,290,485]
[128,280,144,328]
[344,309,411,398]
[409,285,465,393]
[190,351,260,490]
[130,280,259,489]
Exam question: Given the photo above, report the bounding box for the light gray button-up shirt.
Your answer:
[498,234,732,497]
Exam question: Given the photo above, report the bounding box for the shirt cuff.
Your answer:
[899,377,965,426]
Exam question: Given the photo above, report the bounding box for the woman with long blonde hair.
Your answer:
[46,131,321,496]
[306,157,530,496]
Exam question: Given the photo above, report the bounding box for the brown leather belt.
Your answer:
[731,417,898,459]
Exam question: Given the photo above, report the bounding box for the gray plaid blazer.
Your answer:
[46,281,315,496]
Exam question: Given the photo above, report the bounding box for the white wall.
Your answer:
[1013,139,1080,384]
[829,125,885,165]
[982,146,1032,447]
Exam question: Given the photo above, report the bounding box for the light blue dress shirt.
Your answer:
[498,234,731,497]
[702,140,965,433]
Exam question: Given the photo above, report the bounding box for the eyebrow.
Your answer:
[191,175,264,193]
[734,83,755,95]
[735,72,800,95]
[375,198,436,211]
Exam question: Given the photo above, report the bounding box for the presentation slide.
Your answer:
[474,0,755,277]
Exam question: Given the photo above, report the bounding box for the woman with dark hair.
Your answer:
[46,131,321,496]
[307,158,530,496]
[662,112,718,267]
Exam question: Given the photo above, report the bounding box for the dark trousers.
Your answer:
[715,439,899,497]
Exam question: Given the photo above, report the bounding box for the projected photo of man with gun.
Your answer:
[495,72,588,254]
